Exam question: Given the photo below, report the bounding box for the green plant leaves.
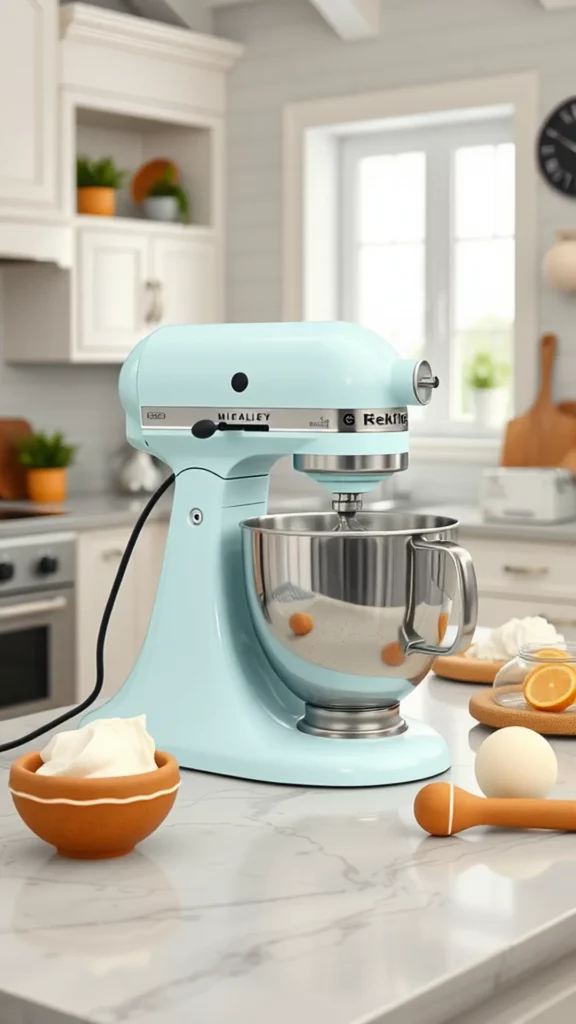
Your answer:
[77,156,126,190]
[17,431,78,469]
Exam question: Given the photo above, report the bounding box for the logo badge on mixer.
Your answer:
[342,413,356,427]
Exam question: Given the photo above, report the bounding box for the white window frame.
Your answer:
[283,73,539,463]
[339,116,514,437]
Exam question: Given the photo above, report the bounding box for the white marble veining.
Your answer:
[2,682,576,1024]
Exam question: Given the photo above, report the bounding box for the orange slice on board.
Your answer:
[289,613,313,636]
[523,663,576,712]
[381,642,405,667]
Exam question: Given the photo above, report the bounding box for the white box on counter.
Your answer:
[481,468,576,524]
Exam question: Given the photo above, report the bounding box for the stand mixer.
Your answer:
[84,321,478,787]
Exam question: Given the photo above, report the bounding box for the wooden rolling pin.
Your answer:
[414,782,576,836]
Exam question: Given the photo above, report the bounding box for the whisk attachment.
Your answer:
[332,494,366,532]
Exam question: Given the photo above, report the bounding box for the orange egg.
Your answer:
[381,642,405,667]
[289,613,314,636]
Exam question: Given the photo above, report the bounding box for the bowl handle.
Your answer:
[402,537,478,657]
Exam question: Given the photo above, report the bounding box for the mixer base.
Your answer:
[298,703,408,739]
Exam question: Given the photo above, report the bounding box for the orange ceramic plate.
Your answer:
[131,159,179,205]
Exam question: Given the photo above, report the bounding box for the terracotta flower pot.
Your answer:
[9,750,180,860]
[77,186,116,217]
[26,467,67,504]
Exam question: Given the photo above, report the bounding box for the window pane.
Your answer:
[359,152,425,244]
[358,243,424,357]
[453,328,513,422]
[454,238,515,330]
[455,143,515,240]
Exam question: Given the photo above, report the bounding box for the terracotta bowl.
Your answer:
[9,751,180,860]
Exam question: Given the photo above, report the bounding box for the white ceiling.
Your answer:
[209,0,380,38]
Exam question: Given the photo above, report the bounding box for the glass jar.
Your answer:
[493,642,576,712]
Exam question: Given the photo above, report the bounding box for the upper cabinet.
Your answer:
[1,3,242,363]
[0,0,57,213]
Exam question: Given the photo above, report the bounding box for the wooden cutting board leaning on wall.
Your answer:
[0,419,33,499]
[501,334,576,467]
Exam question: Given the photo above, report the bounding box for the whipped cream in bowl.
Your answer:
[9,715,180,860]
[37,715,158,778]
[470,617,564,661]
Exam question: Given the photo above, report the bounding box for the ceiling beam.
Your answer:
[309,0,380,40]
[539,0,576,9]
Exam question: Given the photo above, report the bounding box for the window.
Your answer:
[340,117,515,434]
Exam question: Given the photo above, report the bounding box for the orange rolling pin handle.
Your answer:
[414,783,576,836]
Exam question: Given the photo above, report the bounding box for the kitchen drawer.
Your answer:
[478,594,576,639]
[463,536,576,601]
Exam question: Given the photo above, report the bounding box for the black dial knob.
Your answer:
[37,555,59,576]
[0,561,14,583]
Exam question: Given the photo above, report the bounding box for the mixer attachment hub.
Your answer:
[298,704,408,739]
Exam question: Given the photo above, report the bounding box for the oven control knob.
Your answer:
[37,555,59,576]
[0,560,14,583]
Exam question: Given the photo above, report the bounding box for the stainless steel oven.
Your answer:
[0,533,75,721]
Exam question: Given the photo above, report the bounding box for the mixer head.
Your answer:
[120,321,439,516]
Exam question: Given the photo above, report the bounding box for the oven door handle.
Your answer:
[0,596,67,621]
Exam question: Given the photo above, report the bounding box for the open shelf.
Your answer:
[74,215,214,239]
[75,107,213,228]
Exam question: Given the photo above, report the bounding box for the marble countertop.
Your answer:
[0,492,172,538]
[1,490,575,545]
[415,503,576,545]
[3,682,576,1024]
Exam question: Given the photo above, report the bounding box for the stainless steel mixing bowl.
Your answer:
[241,512,478,737]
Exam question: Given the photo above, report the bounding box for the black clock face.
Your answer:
[538,98,576,197]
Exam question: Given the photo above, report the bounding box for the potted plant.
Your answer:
[467,353,510,429]
[17,432,78,504]
[144,167,190,223]
[77,156,127,217]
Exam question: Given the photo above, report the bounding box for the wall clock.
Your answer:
[538,97,576,197]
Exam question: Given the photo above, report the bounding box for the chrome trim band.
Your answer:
[298,704,408,739]
[141,406,409,433]
[294,453,409,474]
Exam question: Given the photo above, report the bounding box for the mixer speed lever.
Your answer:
[192,419,269,438]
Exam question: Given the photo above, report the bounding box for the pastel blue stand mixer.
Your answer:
[84,321,478,787]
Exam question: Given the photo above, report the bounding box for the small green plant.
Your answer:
[147,167,190,223]
[17,432,78,470]
[77,156,126,190]
[467,352,510,390]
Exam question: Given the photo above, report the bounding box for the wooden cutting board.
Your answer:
[0,419,33,499]
[501,334,576,467]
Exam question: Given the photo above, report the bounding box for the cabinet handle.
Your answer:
[153,281,164,324]
[101,548,124,561]
[144,280,157,325]
[503,565,550,576]
[0,596,67,621]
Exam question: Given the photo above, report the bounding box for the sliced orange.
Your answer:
[523,663,576,712]
[534,648,566,660]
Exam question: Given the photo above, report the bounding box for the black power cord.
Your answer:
[0,472,176,754]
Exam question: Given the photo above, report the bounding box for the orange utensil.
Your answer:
[501,334,576,468]
[414,782,576,836]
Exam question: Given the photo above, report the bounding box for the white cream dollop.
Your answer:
[470,616,564,661]
[37,715,157,778]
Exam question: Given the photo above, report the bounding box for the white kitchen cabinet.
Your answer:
[76,521,168,701]
[151,234,217,328]
[459,533,576,636]
[0,0,57,211]
[78,228,150,356]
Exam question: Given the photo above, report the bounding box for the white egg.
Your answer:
[475,727,558,799]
